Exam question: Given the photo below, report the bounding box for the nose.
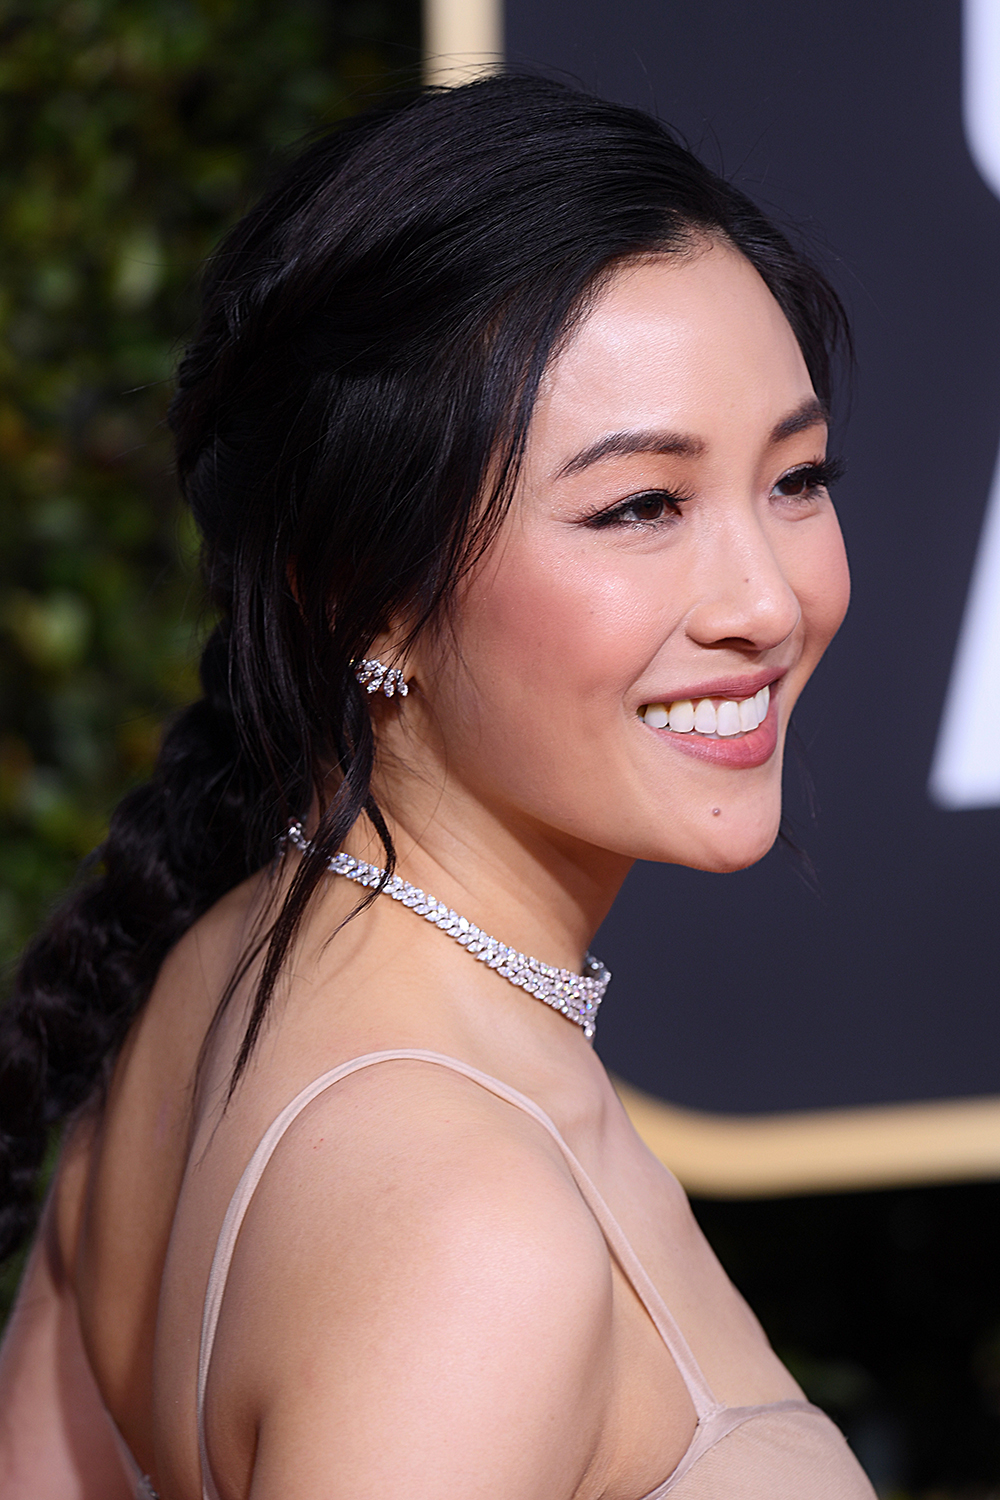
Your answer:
[683,514,801,654]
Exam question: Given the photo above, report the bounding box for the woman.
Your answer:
[0,75,873,1498]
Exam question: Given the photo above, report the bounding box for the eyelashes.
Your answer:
[773,456,846,500]
[583,455,846,531]
[584,488,692,529]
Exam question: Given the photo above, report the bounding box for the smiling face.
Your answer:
[403,239,849,876]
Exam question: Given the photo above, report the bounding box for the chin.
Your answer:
[694,838,778,875]
[645,806,783,874]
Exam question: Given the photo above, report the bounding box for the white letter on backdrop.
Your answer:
[930,0,1000,809]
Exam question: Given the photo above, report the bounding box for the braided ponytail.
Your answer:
[0,626,264,1257]
[0,76,848,1262]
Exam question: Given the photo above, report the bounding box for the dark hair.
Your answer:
[0,74,848,1260]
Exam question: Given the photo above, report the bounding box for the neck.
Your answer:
[332,769,631,983]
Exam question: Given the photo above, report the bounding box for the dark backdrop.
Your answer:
[506,0,1000,1113]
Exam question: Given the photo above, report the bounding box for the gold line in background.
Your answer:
[617,1080,1000,1198]
[423,0,503,86]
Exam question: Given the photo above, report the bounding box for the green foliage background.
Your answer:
[0,0,419,1317]
[0,0,419,964]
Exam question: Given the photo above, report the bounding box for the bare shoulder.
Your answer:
[206,1058,616,1500]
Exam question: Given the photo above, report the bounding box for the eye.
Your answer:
[585,489,690,529]
[622,493,671,523]
[772,457,845,502]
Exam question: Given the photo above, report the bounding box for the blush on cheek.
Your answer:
[466,536,662,705]
[805,530,851,651]
[779,512,850,677]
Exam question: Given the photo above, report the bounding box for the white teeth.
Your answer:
[716,701,741,737]
[693,699,718,734]
[738,696,759,733]
[640,683,772,738]
[669,699,695,733]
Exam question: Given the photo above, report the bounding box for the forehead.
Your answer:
[531,241,815,454]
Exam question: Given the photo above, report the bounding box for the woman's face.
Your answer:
[410,240,849,874]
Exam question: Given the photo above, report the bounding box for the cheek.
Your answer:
[433,536,667,818]
[787,514,851,660]
[463,537,659,704]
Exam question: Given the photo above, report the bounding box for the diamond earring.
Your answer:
[354,658,410,698]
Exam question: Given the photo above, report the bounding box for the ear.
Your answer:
[353,616,419,698]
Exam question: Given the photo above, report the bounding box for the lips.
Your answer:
[637,678,781,769]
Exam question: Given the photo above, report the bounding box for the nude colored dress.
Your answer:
[110,1050,877,1499]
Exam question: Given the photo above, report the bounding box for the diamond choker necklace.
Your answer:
[285,822,610,1039]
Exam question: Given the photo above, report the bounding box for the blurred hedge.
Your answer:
[0,0,420,977]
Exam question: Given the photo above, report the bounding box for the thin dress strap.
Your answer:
[196,1050,719,1500]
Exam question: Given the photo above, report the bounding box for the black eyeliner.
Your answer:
[584,488,693,529]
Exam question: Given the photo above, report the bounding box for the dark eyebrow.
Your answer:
[554,428,705,480]
[554,397,829,482]
[770,397,829,443]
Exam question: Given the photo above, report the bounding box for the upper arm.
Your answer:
[209,1070,616,1500]
[0,1205,132,1500]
